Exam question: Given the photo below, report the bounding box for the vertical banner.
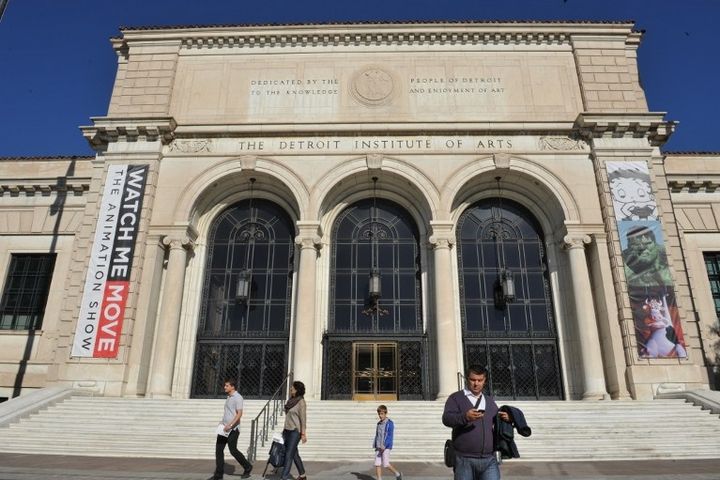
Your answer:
[72,165,149,358]
[607,162,686,358]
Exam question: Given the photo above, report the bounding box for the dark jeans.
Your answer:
[454,455,501,480]
[215,429,252,478]
[281,428,306,480]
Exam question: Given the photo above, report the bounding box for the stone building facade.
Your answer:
[1,21,718,402]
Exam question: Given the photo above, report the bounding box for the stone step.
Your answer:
[2,396,720,461]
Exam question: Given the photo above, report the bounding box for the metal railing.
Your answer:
[457,371,465,391]
[247,371,292,463]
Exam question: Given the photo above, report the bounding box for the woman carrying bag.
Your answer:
[281,381,308,480]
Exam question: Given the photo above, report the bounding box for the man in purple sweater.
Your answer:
[442,365,510,480]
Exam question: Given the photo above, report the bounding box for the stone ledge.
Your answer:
[81,117,176,149]
[575,112,675,145]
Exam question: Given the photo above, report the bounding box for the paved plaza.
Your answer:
[1,454,719,480]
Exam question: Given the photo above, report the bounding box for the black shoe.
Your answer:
[241,465,253,478]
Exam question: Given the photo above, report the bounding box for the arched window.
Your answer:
[192,199,294,398]
[457,198,562,400]
[323,198,428,400]
[330,198,422,333]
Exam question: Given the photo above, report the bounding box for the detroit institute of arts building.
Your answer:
[1,20,719,403]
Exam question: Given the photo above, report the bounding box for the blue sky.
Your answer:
[0,0,718,156]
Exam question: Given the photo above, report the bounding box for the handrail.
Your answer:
[457,371,465,391]
[247,371,292,463]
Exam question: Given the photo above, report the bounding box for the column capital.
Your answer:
[429,221,455,249]
[162,235,195,251]
[295,235,323,250]
[429,235,455,249]
[295,221,323,250]
[563,234,591,250]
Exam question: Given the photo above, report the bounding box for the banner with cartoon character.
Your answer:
[607,161,686,358]
[628,287,687,358]
[607,161,658,221]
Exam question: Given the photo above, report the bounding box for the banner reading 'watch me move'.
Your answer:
[71,164,149,358]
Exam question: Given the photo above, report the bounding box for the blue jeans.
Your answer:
[454,455,501,480]
[280,428,306,480]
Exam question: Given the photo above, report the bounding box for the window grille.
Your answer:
[457,199,562,400]
[191,199,293,398]
[0,254,56,330]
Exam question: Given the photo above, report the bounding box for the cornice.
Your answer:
[115,22,637,52]
[173,121,577,137]
[178,30,573,51]
[574,112,676,146]
[0,178,90,197]
[667,178,720,194]
[81,117,177,150]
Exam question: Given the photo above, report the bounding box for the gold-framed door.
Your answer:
[352,342,398,401]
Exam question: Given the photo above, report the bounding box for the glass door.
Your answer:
[352,342,398,401]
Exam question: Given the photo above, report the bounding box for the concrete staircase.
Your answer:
[1,396,720,461]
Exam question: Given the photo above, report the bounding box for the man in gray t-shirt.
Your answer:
[212,379,252,480]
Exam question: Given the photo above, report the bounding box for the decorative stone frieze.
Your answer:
[539,135,586,151]
[168,139,211,153]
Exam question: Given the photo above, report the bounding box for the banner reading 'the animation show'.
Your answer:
[71,164,149,358]
[607,161,686,358]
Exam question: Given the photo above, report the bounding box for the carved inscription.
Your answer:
[408,76,505,95]
[249,78,339,97]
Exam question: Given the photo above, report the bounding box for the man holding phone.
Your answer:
[442,365,510,480]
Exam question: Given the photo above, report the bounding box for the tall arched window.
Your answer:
[323,198,428,400]
[457,198,562,400]
[191,199,294,398]
[330,199,422,333]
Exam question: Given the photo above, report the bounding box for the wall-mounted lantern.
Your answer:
[236,269,251,303]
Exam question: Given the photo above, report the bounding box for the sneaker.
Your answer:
[396,473,402,480]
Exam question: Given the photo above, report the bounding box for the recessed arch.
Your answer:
[445,155,581,233]
[174,156,309,228]
[313,155,439,225]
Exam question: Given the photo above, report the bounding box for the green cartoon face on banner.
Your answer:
[619,222,673,287]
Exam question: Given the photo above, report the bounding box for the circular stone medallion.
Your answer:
[351,67,394,106]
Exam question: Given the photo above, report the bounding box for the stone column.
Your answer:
[292,223,322,398]
[430,224,462,398]
[564,234,608,400]
[147,235,194,398]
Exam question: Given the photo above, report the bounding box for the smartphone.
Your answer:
[477,409,485,413]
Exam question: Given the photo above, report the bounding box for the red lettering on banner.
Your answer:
[94,281,128,357]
